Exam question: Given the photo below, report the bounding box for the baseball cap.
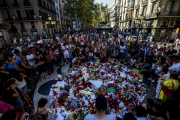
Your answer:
[95,95,107,111]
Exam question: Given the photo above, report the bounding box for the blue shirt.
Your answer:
[125,56,131,62]
[16,56,22,65]
[84,114,116,120]
[126,36,128,40]
[120,38,123,43]
[8,64,17,70]
[146,47,150,55]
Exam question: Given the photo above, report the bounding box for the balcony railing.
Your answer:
[151,0,158,3]
[135,4,140,9]
[142,1,148,7]
[127,16,132,20]
[0,3,9,8]
[12,3,19,7]
[159,11,180,16]
[5,17,45,21]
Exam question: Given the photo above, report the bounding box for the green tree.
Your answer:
[91,3,108,27]
[63,0,108,28]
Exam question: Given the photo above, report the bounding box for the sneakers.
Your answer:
[152,80,155,82]
[28,89,32,92]
[148,78,151,80]
[44,76,48,79]
[41,78,43,81]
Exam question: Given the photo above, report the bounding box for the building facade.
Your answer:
[0,0,60,41]
[112,0,180,42]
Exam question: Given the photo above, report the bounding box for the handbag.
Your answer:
[161,81,174,97]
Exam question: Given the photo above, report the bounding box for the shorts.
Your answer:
[64,54,69,59]
[89,52,93,57]
[14,97,23,107]
[19,85,27,95]
[38,67,46,74]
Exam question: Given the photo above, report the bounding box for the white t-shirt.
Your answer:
[81,42,84,46]
[131,59,136,64]
[28,44,33,48]
[171,63,180,73]
[72,57,77,63]
[69,44,72,53]
[27,38,31,42]
[26,54,35,66]
[120,46,125,53]
[62,45,69,54]
[15,78,26,89]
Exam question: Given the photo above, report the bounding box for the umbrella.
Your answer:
[37,40,43,44]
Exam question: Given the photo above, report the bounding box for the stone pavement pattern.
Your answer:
[33,63,70,120]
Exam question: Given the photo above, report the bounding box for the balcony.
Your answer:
[151,0,158,3]
[5,17,45,22]
[39,5,48,11]
[128,4,134,10]
[159,11,180,17]
[142,1,148,7]
[123,18,127,21]
[24,2,31,7]
[135,4,140,9]
[12,3,19,7]
[125,9,129,13]
[127,16,132,20]
[0,3,9,8]
[150,13,158,18]
[0,21,10,29]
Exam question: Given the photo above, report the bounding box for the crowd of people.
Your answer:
[0,30,180,120]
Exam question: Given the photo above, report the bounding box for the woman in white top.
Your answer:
[12,71,32,108]
[62,43,69,64]
[130,56,137,68]
[119,43,126,59]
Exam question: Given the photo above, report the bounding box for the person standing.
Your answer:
[35,54,47,81]
[26,51,35,67]
[159,72,179,103]
[101,42,107,60]
[62,43,69,65]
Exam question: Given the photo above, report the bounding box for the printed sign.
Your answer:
[82,67,90,81]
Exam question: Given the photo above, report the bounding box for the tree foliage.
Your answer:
[63,0,108,27]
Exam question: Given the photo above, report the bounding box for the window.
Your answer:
[42,22,45,28]
[20,22,24,28]
[31,22,35,28]
[16,10,22,20]
[6,11,11,20]
[26,9,34,19]
[136,10,139,18]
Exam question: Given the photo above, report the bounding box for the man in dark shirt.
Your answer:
[35,54,47,81]
[22,47,27,56]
